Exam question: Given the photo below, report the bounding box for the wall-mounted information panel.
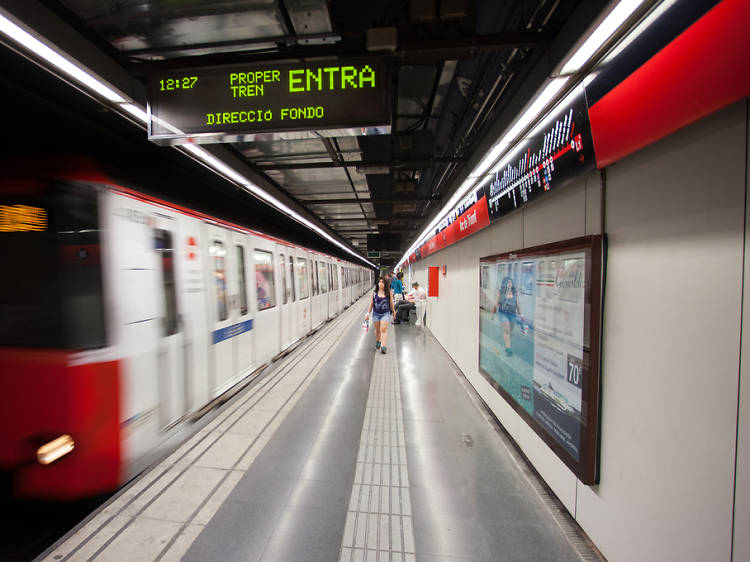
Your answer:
[148,57,391,143]
[479,235,604,484]
[484,86,595,221]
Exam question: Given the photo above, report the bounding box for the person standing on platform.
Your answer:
[391,272,405,303]
[366,276,395,354]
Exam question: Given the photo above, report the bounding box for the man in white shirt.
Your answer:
[393,282,427,324]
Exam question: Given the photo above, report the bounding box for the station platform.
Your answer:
[42,297,602,562]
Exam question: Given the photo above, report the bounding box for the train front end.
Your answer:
[0,163,121,500]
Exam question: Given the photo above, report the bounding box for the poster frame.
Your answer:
[478,234,604,484]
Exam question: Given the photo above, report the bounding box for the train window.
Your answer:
[289,255,296,302]
[1,182,108,349]
[211,241,228,321]
[280,252,287,305]
[319,261,328,293]
[254,249,276,310]
[155,229,179,335]
[236,245,248,316]
[296,257,309,299]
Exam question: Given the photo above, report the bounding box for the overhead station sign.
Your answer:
[147,57,391,143]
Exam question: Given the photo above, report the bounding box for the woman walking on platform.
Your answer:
[366,276,396,354]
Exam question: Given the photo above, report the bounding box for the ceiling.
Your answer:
[33,0,589,265]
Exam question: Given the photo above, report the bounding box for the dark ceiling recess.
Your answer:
[17,0,597,266]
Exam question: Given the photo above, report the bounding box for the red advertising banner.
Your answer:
[454,195,490,242]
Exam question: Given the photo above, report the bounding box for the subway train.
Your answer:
[0,156,373,500]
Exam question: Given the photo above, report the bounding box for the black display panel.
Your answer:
[482,86,595,222]
[148,57,391,142]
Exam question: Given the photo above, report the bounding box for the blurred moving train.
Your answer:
[0,157,373,499]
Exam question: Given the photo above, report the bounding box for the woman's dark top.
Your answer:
[373,291,390,314]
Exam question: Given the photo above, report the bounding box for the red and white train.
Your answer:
[0,156,373,499]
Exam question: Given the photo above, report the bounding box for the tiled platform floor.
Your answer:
[43,298,601,562]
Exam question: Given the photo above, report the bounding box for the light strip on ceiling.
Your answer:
[560,0,646,75]
[0,12,124,102]
[0,10,374,268]
[182,144,375,266]
[397,0,648,268]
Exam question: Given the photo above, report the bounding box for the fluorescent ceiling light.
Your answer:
[560,0,645,75]
[119,103,148,124]
[599,0,677,66]
[0,12,124,102]
[182,144,374,267]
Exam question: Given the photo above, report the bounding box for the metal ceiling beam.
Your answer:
[334,228,416,233]
[326,217,390,222]
[122,32,346,57]
[397,31,554,64]
[129,31,552,70]
[256,158,463,171]
[300,196,439,205]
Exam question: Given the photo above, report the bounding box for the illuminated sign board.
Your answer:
[483,85,595,222]
[0,205,47,232]
[148,57,391,143]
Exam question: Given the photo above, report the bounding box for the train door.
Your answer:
[311,257,321,328]
[330,263,338,317]
[287,251,299,343]
[318,259,329,320]
[296,253,311,335]
[334,264,341,313]
[233,232,254,377]
[345,268,351,305]
[277,245,292,349]
[153,214,187,428]
[207,225,238,394]
[253,240,280,364]
[330,262,337,314]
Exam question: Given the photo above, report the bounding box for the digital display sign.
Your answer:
[148,57,391,143]
[479,236,604,484]
[0,204,47,232]
[483,85,595,222]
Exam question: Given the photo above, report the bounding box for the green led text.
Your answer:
[205,106,325,126]
[229,70,280,98]
[289,65,376,92]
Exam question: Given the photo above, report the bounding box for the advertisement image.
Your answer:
[479,236,603,482]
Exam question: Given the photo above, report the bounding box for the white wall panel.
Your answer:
[576,102,746,562]
[732,102,750,562]
[523,179,587,247]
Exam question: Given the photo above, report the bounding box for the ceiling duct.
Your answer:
[395,130,434,161]
[368,233,402,251]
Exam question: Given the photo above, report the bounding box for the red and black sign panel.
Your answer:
[482,86,596,223]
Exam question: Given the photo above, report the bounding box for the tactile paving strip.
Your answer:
[340,330,416,562]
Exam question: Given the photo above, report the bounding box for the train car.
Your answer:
[0,156,371,500]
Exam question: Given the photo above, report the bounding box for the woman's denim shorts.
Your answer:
[372,312,391,323]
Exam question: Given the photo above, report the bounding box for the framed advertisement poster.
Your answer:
[479,235,604,484]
